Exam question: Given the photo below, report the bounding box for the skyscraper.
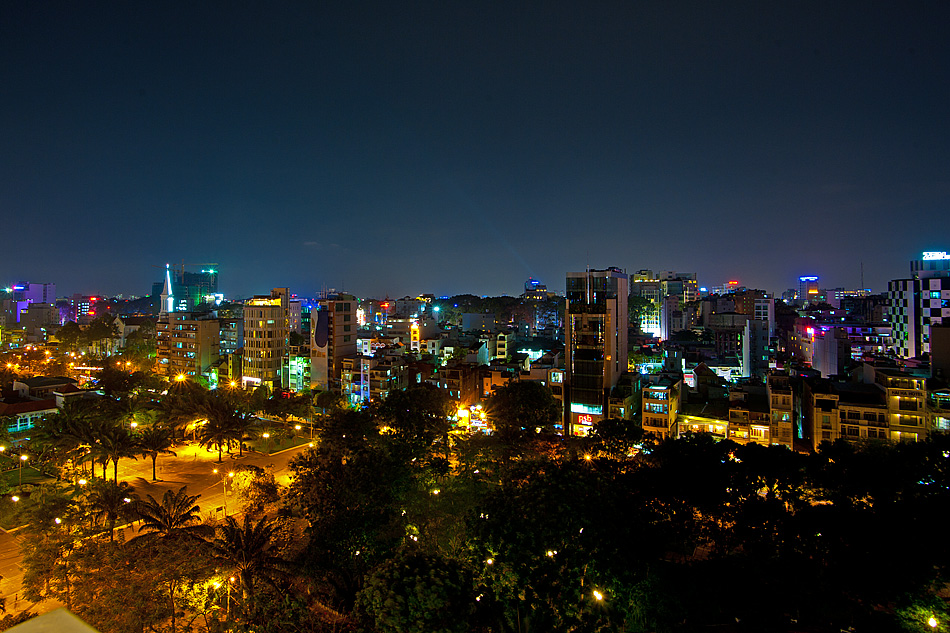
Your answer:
[565,267,628,436]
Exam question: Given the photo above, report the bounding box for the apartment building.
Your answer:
[243,288,289,390]
[156,312,220,382]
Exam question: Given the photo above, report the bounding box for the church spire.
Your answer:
[160,263,174,315]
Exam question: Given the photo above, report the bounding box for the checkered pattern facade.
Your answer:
[887,278,919,359]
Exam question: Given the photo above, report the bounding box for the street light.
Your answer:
[213,469,235,515]
[262,432,271,454]
[19,454,28,485]
[930,616,938,629]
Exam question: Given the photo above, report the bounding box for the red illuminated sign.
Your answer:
[578,414,593,425]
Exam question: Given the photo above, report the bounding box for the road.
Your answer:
[0,440,311,618]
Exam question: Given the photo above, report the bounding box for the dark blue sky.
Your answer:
[2,2,948,299]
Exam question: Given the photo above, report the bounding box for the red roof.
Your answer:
[0,399,58,416]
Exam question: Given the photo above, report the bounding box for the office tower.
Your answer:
[310,294,358,392]
[242,288,289,390]
[799,276,820,305]
[565,267,628,435]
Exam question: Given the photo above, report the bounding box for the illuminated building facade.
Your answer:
[799,276,820,305]
[156,312,220,382]
[565,267,628,435]
[341,352,408,405]
[641,374,681,439]
[887,278,920,358]
[767,373,795,447]
[310,295,357,392]
[242,288,289,390]
[888,251,950,359]
[804,365,929,449]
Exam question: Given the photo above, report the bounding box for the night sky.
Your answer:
[3,2,949,299]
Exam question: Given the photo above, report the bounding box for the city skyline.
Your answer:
[3,2,948,298]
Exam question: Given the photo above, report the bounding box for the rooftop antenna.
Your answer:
[860,261,865,290]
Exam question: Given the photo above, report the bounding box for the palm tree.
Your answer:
[152,381,208,439]
[197,416,241,463]
[231,411,258,457]
[196,391,245,463]
[111,393,150,429]
[31,401,99,473]
[137,424,177,481]
[133,486,214,542]
[132,486,212,633]
[98,425,139,482]
[85,480,139,542]
[208,515,289,604]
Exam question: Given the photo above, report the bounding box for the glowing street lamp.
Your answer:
[213,469,235,515]
[19,454,28,485]
[930,616,938,629]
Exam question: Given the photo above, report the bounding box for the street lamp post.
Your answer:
[213,469,235,515]
[19,454,28,485]
[227,576,234,620]
[262,432,270,455]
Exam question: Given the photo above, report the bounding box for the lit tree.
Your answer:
[137,423,177,481]
[85,479,138,542]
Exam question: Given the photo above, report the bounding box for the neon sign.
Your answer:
[923,252,950,261]
[577,414,593,425]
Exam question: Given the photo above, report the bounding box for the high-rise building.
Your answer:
[310,295,358,392]
[888,251,950,359]
[242,288,289,390]
[565,267,628,435]
[887,278,920,358]
[799,276,820,305]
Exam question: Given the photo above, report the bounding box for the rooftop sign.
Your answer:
[922,251,950,261]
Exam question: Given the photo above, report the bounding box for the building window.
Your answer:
[898,399,919,412]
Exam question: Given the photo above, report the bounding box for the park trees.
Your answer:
[133,486,214,543]
[84,479,138,541]
[357,550,477,633]
[374,383,453,458]
[208,515,289,607]
[137,423,177,481]
[288,434,413,612]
